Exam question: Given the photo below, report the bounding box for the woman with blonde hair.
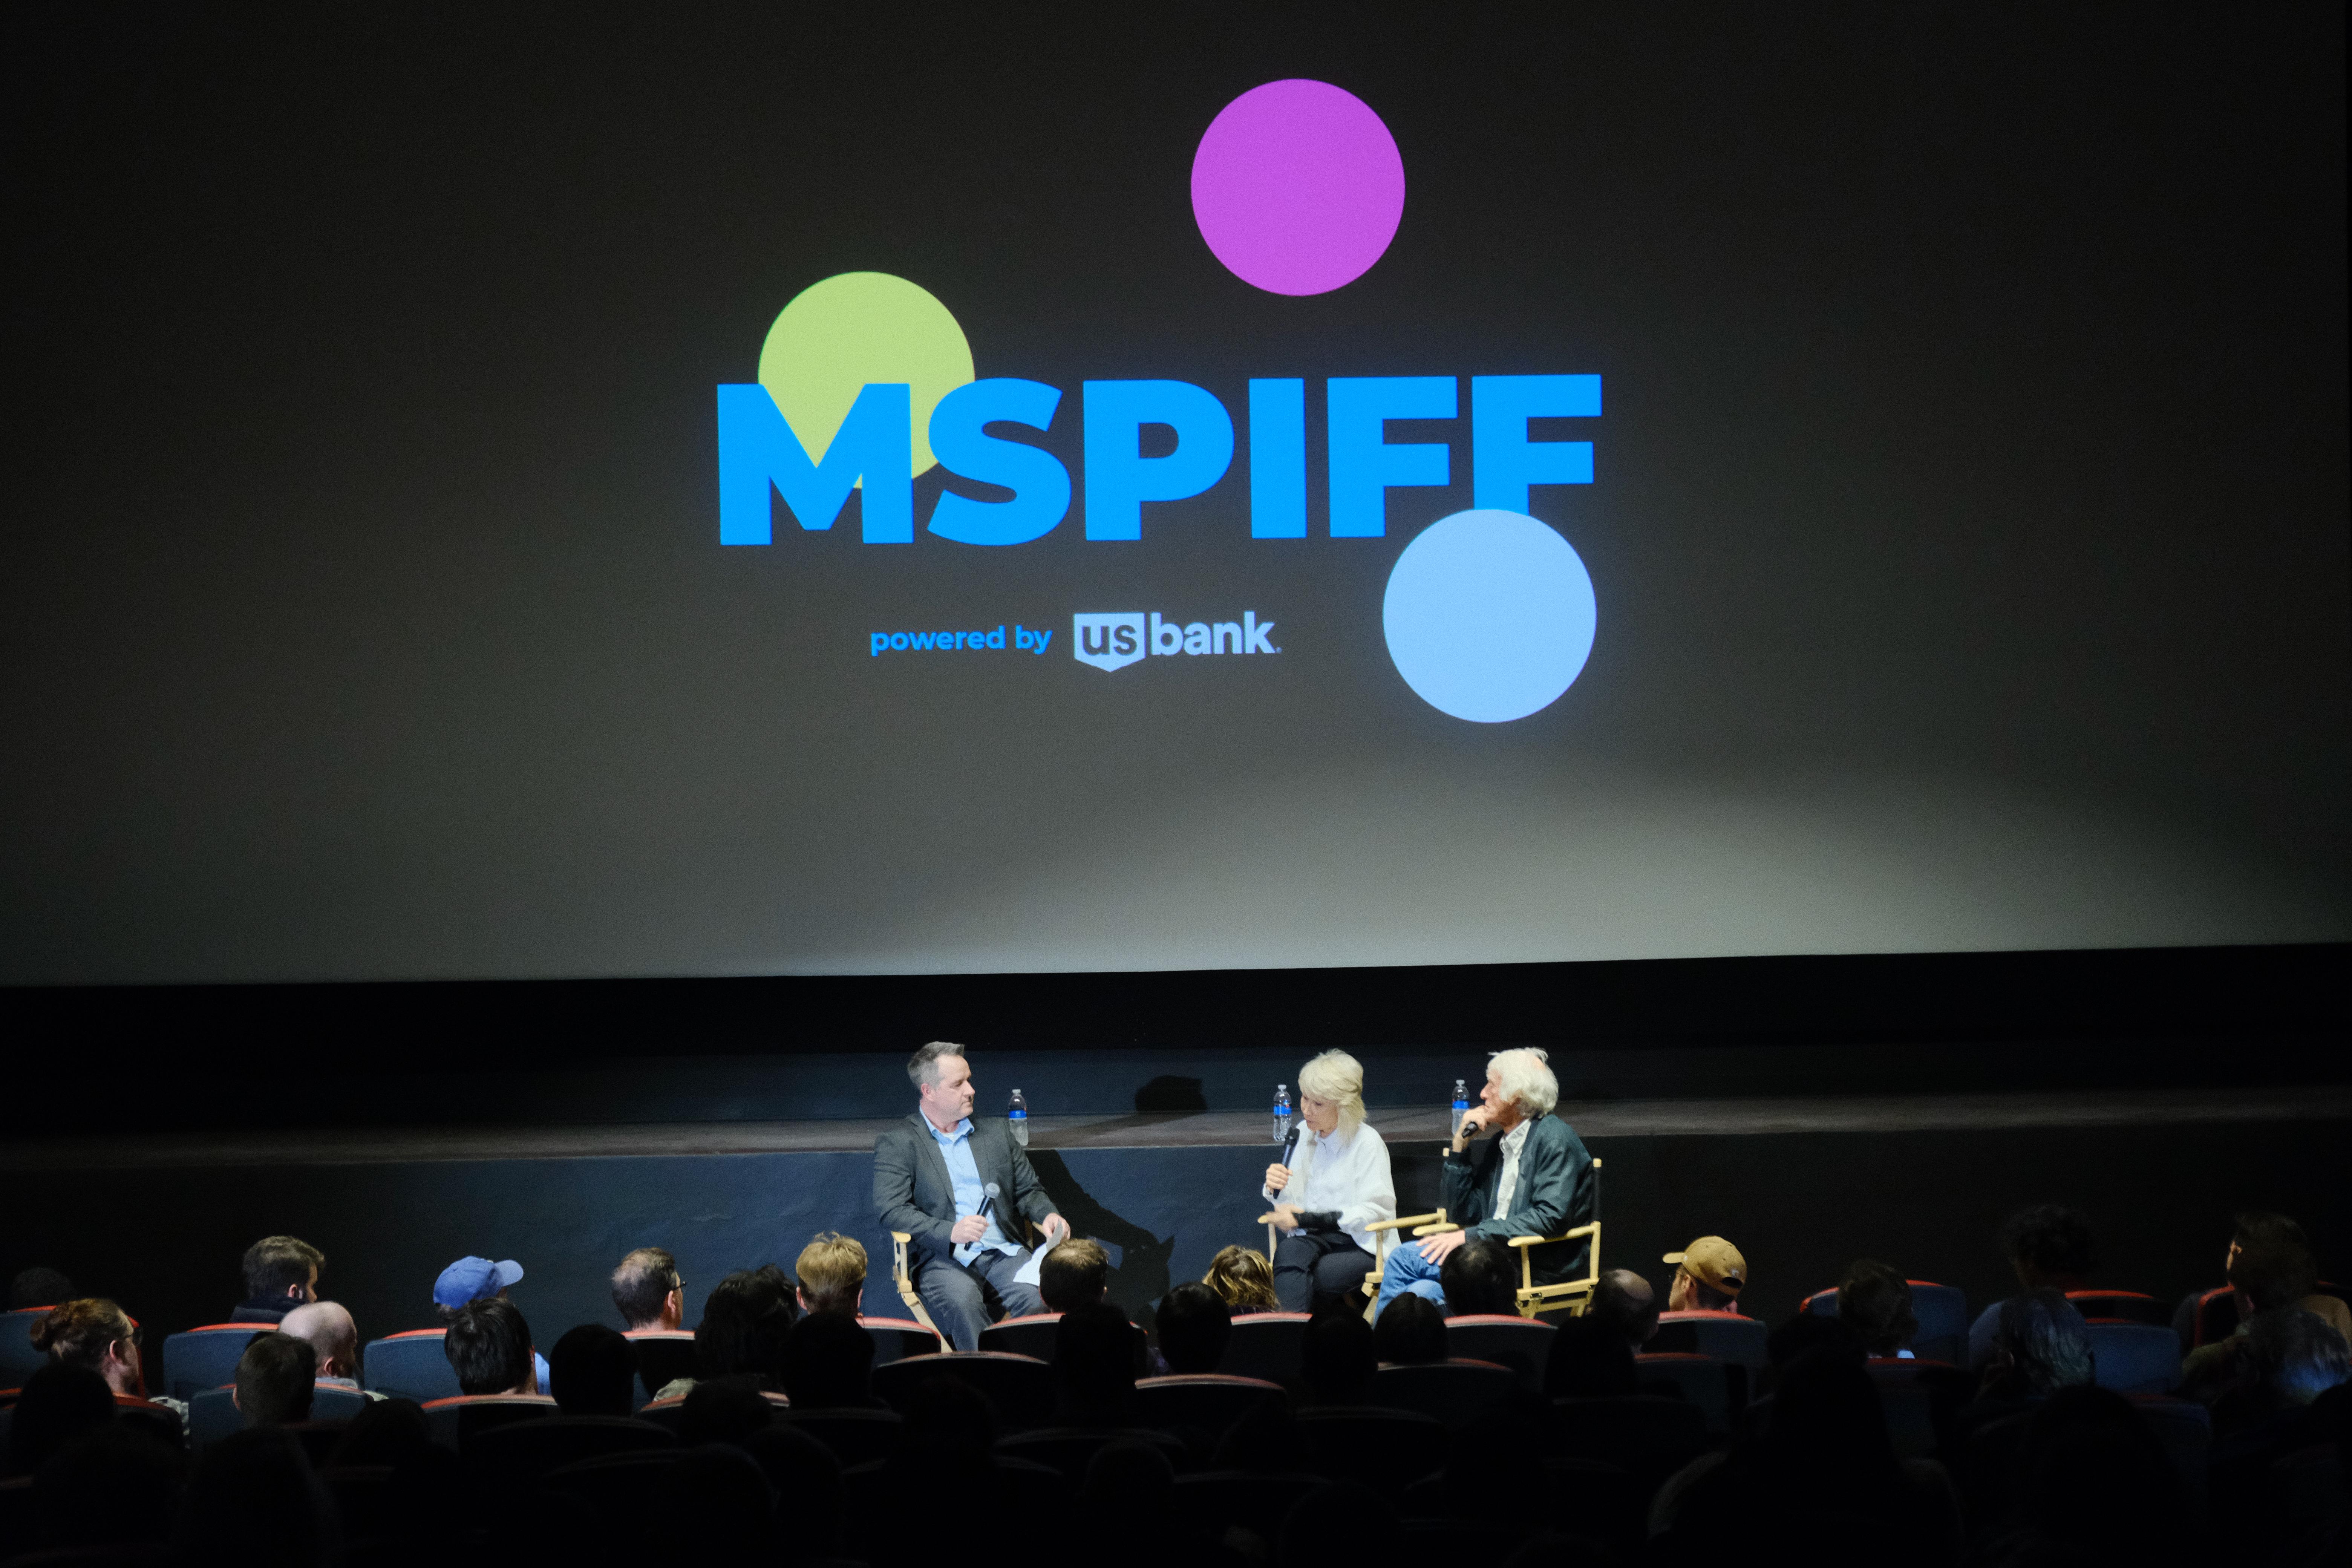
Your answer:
[1261,1049,1396,1311]
[1204,1245,1280,1313]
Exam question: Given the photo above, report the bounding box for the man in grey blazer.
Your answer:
[873,1041,1069,1350]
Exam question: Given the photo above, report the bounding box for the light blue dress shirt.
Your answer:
[930,1117,1017,1265]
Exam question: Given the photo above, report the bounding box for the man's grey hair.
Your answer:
[908,1040,968,1091]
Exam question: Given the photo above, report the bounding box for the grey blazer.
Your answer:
[873,1113,1056,1266]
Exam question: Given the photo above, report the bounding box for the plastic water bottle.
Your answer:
[1008,1089,1030,1147]
[1450,1079,1470,1141]
[1272,1084,1292,1145]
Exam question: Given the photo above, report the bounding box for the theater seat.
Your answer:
[323,1465,396,1540]
[1292,1407,1444,1491]
[189,1380,371,1446]
[871,1351,1054,1432]
[635,1389,789,1433]
[1635,1352,1745,1433]
[0,1309,50,1389]
[1552,1394,1707,1475]
[976,1313,1063,1360]
[1401,1455,1643,1547]
[1861,1360,1942,1458]
[2066,1289,2170,1327]
[2089,1321,2182,1395]
[995,1425,1184,1479]
[363,1330,461,1404]
[539,1449,687,1534]
[1218,1313,1311,1382]
[421,1393,556,1450]
[1134,1374,1284,1439]
[1171,1470,1326,1545]
[622,1330,697,1407]
[857,1317,942,1367]
[159,1325,268,1403]
[1438,1314,1557,1385]
[466,1414,674,1482]
[110,1395,184,1451]
[775,1407,903,1467]
[1802,1282,1969,1364]
[2128,1395,2212,1498]
[1371,1360,1516,1429]
[1651,1310,1768,1369]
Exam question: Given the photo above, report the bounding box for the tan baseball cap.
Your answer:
[1663,1236,1747,1296]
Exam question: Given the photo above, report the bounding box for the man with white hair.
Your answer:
[1375,1047,1595,1316]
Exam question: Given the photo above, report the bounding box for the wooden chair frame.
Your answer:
[893,1211,1041,1341]
[1508,1156,1603,1319]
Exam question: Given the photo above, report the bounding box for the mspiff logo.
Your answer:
[1073,614,1145,673]
[715,80,1601,724]
[1073,611,1278,674]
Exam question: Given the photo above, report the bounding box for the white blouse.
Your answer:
[1262,1121,1397,1253]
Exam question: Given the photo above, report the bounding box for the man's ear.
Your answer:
[230,1386,241,1411]
[796,1288,812,1314]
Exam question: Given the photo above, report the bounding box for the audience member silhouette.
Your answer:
[1971,1204,2096,1366]
[1300,1309,1376,1406]
[692,1265,798,1390]
[1052,1302,1142,1426]
[1592,1266,1660,1349]
[177,1426,337,1568]
[1371,1293,1447,1365]
[7,1267,74,1311]
[1152,1281,1231,1374]
[547,1322,638,1416]
[1545,1315,1640,1398]
[1204,1245,1279,1312]
[6,1363,116,1477]
[1839,1259,1920,1358]
[1439,1236,1520,1317]
[609,1246,685,1331]
[779,1311,877,1409]
[442,1297,536,1397]
[231,1332,315,1427]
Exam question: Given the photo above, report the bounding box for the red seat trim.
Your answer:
[1657,1309,1752,1322]
[420,1395,555,1410]
[1442,1313,1555,1328]
[380,1329,447,1341]
[986,1313,1064,1329]
[173,1324,268,1336]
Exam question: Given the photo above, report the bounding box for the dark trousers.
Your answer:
[1272,1229,1375,1312]
[916,1245,1046,1351]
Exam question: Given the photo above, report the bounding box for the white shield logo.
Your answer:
[1072,612,1146,673]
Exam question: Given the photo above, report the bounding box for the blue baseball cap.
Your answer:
[433,1256,524,1310]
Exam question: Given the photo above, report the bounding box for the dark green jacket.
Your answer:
[1439,1113,1595,1286]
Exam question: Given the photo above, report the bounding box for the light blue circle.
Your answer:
[1382,508,1597,723]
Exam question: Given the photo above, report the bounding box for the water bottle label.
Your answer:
[1009,1109,1026,1119]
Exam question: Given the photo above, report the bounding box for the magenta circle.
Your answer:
[1190,79,1405,297]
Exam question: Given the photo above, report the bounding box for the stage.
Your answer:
[11,1084,2346,1362]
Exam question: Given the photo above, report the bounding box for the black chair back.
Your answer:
[871,1352,1054,1432]
[1370,1360,1516,1429]
[1292,1407,1444,1491]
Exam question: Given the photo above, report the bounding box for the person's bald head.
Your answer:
[1591,1269,1660,1350]
[278,1300,359,1379]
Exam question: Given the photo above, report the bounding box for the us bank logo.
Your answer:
[715,80,1599,724]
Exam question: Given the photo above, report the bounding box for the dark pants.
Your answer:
[1272,1230,1375,1312]
[916,1245,1046,1351]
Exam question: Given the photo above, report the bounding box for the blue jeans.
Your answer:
[1377,1241,1449,1316]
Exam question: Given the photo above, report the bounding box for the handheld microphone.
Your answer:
[979,1181,1000,1219]
[1280,1125,1301,1163]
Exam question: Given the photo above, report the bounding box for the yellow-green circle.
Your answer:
[757,271,973,478]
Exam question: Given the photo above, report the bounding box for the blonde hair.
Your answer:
[795,1232,869,1315]
[1296,1049,1367,1138]
[1487,1047,1559,1116]
[1204,1246,1280,1313]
